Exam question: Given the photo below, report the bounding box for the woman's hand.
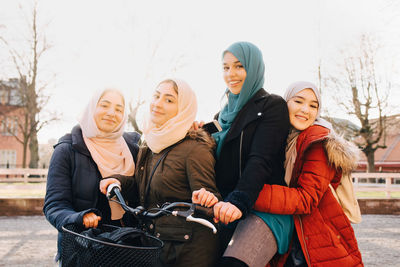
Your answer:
[192,188,218,207]
[83,212,101,228]
[99,178,121,195]
[190,120,205,131]
[213,201,242,225]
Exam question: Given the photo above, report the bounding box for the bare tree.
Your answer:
[324,34,395,172]
[0,1,58,168]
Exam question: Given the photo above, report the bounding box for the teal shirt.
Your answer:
[252,211,294,254]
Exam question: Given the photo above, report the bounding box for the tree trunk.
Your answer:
[22,142,28,168]
[29,129,39,168]
[366,151,375,173]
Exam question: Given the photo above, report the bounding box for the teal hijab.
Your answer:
[213,42,265,157]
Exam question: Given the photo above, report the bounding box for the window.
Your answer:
[0,116,18,136]
[0,89,8,105]
[0,150,17,168]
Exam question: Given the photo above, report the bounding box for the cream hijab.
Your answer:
[142,79,197,153]
[283,81,332,185]
[78,89,135,219]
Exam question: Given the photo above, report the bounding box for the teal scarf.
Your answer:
[213,42,265,157]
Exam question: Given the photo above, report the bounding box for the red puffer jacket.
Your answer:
[254,125,363,267]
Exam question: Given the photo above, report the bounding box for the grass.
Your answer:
[356,191,400,198]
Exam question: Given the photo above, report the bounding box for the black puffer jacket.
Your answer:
[215,88,290,217]
[43,125,140,259]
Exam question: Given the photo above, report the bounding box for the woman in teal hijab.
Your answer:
[192,42,293,266]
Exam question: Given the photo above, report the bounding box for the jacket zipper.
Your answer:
[239,130,243,179]
[298,215,311,266]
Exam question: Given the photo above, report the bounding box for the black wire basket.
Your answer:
[61,224,163,267]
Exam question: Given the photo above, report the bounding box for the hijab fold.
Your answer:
[283,81,332,185]
[142,79,197,153]
[213,42,265,157]
[78,89,135,220]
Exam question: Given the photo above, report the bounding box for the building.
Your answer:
[0,78,30,168]
[357,114,400,172]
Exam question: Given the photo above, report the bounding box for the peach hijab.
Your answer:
[142,79,197,153]
[78,89,135,219]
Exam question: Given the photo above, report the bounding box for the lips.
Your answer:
[152,110,164,116]
[295,115,308,121]
[229,80,241,86]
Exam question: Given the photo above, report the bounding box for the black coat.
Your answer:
[43,125,140,258]
[215,88,290,217]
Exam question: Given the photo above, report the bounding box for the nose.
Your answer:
[152,97,162,108]
[300,104,309,114]
[106,107,116,116]
[227,67,236,77]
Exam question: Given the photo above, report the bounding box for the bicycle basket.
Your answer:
[61,224,163,267]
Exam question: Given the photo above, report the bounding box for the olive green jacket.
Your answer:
[118,129,220,267]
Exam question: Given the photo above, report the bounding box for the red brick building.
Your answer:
[0,78,30,168]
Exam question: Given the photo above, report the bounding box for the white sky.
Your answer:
[1,0,399,144]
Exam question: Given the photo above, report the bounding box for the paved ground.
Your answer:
[0,215,399,267]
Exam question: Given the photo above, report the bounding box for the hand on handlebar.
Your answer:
[213,201,242,225]
[100,178,121,195]
[192,188,218,207]
[83,212,102,228]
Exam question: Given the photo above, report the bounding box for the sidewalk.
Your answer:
[0,215,399,266]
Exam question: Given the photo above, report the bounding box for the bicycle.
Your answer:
[61,183,216,267]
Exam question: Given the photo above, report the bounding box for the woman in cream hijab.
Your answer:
[101,79,221,267]
[44,89,140,263]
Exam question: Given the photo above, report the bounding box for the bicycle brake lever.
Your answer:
[186,215,217,234]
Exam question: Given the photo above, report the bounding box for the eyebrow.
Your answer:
[155,90,177,99]
[99,99,124,107]
[293,95,319,104]
[223,61,242,65]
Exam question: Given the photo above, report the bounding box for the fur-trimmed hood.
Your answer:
[324,132,360,175]
[298,125,360,175]
[186,128,216,150]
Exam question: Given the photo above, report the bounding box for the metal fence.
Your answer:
[0,169,399,198]
[0,168,48,183]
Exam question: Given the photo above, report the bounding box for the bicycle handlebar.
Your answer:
[106,183,217,234]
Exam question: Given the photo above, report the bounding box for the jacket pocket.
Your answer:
[154,224,193,242]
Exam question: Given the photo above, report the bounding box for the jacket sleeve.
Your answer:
[186,143,222,200]
[225,96,289,215]
[254,142,336,214]
[43,143,99,231]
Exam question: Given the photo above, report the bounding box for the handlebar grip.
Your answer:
[194,205,214,218]
[106,183,122,200]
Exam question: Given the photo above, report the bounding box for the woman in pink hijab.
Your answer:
[43,89,140,263]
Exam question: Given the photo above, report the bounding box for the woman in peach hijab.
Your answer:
[43,89,140,263]
[100,78,221,267]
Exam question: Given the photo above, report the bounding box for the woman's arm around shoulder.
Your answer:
[254,141,336,215]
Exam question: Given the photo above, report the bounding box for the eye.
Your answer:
[153,94,160,100]
[310,104,318,109]
[294,100,302,104]
[166,98,174,103]
[223,66,229,71]
[236,64,244,69]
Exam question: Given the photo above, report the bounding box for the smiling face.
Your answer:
[222,52,247,95]
[150,81,179,127]
[287,88,319,131]
[94,90,125,133]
